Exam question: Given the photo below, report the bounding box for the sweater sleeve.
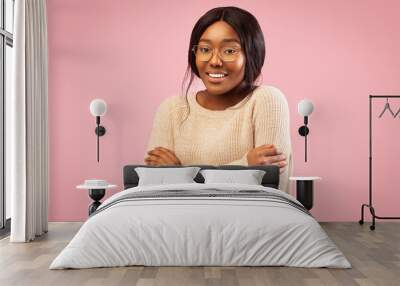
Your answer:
[222,152,249,166]
[252,87,293,194]
[145,98,175,156]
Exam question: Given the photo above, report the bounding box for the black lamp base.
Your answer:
[95,126,106,136]
[298,126,309,136]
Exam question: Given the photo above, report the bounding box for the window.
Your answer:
[0,0,14,234]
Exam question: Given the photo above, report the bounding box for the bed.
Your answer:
[50,165,351,269]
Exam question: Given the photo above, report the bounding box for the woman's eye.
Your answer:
[199,47,211,53]
[224,48,237,54]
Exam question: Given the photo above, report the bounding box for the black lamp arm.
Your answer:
[94,116,106,162]
[298,116,310,162]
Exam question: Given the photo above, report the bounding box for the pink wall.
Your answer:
[46,0,400,222]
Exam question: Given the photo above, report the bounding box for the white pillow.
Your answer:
[200,169,266,185]
[135,167,201,186]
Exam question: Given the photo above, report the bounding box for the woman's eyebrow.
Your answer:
[199,38,240,44]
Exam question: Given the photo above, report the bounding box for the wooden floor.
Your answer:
[0,222,399,286]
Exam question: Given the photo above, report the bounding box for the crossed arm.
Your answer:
[145,144,287,174]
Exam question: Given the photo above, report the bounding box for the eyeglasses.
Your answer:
[192,44,242,62]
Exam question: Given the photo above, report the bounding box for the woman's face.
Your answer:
[195,21,245,96]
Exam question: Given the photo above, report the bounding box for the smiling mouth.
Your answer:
[206,72,228,78]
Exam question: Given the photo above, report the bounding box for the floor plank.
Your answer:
[0,222,399,286]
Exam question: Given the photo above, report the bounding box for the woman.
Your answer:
[144,6,292,193]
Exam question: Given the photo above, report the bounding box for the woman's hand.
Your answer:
[247,144,287,174]
[144,147,182,166]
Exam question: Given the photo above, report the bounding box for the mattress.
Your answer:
[50,183,351,269]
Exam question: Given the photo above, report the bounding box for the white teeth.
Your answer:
[208,73,227,78]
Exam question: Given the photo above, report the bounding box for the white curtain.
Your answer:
[8,0,49,242]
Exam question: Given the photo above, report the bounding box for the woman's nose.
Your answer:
[209,50,223,67]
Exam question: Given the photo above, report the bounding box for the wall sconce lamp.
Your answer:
[89,99,107,162]
[298,99,314,162]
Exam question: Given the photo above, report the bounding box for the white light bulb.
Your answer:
[298,99,314,116]
[90,99,107,117]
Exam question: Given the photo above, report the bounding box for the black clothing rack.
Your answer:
[359,95,400,230]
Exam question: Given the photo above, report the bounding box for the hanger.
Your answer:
[378,97,396,118]
[394,107,400,118]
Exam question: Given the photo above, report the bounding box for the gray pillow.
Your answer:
[200,169,266,185]
[135,167,201,186]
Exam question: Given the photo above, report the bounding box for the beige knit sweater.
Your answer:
[146,85,293,193]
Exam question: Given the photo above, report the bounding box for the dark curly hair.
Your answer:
[182,6,266,97]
